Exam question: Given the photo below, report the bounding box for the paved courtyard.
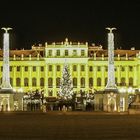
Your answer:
[0,111,140,140]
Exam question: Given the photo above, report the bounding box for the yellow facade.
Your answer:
[0,39,140,97]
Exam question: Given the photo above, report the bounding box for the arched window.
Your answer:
[97,77,101,86]
[48,78,53,88]
[73,78,77,88]
[32,78,36,87]
[40,78,44,87]
[24,78,28,87]
[81,77,85,88]
[56,77,60,88]
[10,78,13,86]
[121,77,125,86]
[129,77,133,86]
[89,77,93,87]
[16,78,21,87]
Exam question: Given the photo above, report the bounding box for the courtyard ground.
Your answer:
[0,111,140,140]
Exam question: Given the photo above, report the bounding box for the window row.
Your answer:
[0,77,134,88]
[48,77,134,88]
[48,65,135,72]
[48,65,85,71]
[0,66,135,72]
[48,77,86,88]
[0,78,45,87]
[89,66,134,72]
[88,77,133,87]
[48,49,85,56]
[0,66,44,72]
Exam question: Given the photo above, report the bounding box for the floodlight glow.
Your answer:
[128,87,133,93]
[119,88,126,93]
[18,88,23,93]
[132,89,135,94]
[13,88,16,92]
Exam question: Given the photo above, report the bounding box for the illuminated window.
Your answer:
[56,50,60,56]
[89,78,93,87]
[16,78,21,87]
[48,50,52,56]
[97,78,101,86]
[32,78,36,87]
[73,65,77,71]
[81,65,85,71]
[89,66,93,71]
[81,77,85,88]
[129,66,133,71]
[49,65,52,71]
[81,50,85,56]
[40,78,44,87]
[73,78,77,88]
[41,66,44,71]
[48,78,53,88]
[121,77,125,86]
[10,78,13,86]
[33,66,36,72]
[56,77,60,88]
[121,67,125,71]
[73,50,77,56]
[25,66,28,71]
[65,50,68,56]
[17,66,20,71]
[57,65,60,71]
[10,66,12,71]
[97,66,100,71]
[24,78,28,87]
[129,77,133,86]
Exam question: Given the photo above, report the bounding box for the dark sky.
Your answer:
[0,0,140,50]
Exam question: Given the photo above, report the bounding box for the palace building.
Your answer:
[0,38,140,97]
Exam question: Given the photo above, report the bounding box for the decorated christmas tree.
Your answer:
[58,63,73,101]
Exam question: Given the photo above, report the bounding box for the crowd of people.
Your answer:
[23,89,94,112]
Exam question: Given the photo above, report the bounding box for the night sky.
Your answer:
[0,0,140,50]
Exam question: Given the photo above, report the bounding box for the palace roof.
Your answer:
[0,45,139,58]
